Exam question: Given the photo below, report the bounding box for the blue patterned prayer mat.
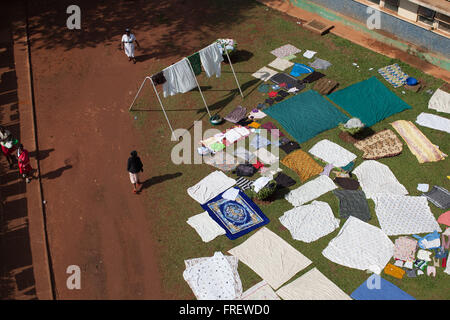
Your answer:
[201,189,270,240]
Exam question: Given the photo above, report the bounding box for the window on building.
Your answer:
[383,0,399,13]
[417,6,436,27]
[435,12,450,33]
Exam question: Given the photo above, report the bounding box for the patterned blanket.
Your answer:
[281,149,323,182]
[202,189,269,240]
[391,120,447,163]
[378,63,408,88]
[354,129,403,160]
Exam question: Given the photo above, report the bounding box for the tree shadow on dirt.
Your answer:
[23,0,262,61]
[140,172,182,191]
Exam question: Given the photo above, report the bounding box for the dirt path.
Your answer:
[26,3,171,299]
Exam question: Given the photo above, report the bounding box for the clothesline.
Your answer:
[129,42,244,141]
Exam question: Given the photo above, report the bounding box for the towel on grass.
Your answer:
[372,194,441,236]
[270,44,301,58]
[183,252,242,300]
[301,71,325,84]
[285,175,337,207]
[352,160,408,199]
[351,276,415,300]
[280,141,301,154]
[228,227,312,290]
[322,216,394,274]
[279,201,340,243]
[224,105,247,124]
[235,177,253,191]
[260,121,285,138]
[428,88,450,114]
[393,236,418,262]
[391,120,447,163]
[308,139,356,167]
[187,170,236,204]
[333,190,371,222]
[274,172,296,188]
[238,280,280,300]
[422,186,450,210]
[187,211,226,242]
[290,63,314,77]
[252,66,278,81]
[309,58,332,70]
[353,129,403,160]
[334,177,360,190]
[281,149,323,182]
[276,268,351,300]
[303,50,317,59]
[268,58,295,71]
[415,112,450,133]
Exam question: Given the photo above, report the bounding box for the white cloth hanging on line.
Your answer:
[162,59,198,98]
[199,43,224,78]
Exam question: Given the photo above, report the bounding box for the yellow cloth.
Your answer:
[281,149,323,182]
[384,263,405,279]
[248,122,261,129]
[391,120,447,163]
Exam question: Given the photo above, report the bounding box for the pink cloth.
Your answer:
[438,211,450,226]
[393,236,418,262]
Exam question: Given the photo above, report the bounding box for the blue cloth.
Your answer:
[264,90,349,144]
[351,276,415,300]
[201,189,270,240]
[412,230,441,249]
[290,63,313,77]
[340,161,355,172]
[250,134,271,149]
[328,77,412,127]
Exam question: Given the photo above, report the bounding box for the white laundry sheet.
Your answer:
[237,280,280,300]
[183,252,242,300]
[372,194,441,236]
[279,201,340,243]
[415,112,450,133]
[322,216,394,274]
[308,139,357,167]
[225,128,243,144]
[252,66,278,82]
[428,88,450,114]
[187,170,236,204]
[222,187,240,201]
[285,175,337,207]
[276,268,351,300]
[252,176,272,193]
[162,59,198,97]
[228,227,312,290]
[187,211,226,242]
[352,160,408,199]
[249,109,267,120]
[303,50,317,59]
[253,147,279,165]
[199,42,224,78]
[268,58,294,71]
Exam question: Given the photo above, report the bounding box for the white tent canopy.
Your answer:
[129,43,244,141]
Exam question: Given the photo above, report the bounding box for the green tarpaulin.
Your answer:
[328,76,412,127]
[264,90,349,144]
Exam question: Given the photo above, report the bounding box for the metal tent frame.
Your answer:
[128,44,243,141]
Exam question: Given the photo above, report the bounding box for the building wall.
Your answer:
[291,0,450,70]
[398,0,419,21]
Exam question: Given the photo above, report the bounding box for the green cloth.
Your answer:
[187,52,202,76]
[328,76,412,127]
[264,90,349,144]
[210,142,225,152]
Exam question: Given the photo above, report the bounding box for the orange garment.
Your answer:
[281,149,323,182]
[248,122,261,129]
[384,263,405,279]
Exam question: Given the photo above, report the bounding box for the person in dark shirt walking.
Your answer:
[127,150,143,194]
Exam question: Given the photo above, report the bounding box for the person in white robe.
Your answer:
[120,28,140,63]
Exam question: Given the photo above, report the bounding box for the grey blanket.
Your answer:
[309,58,332,70]
[422,186,450,209]
[333,189,371,222]
[224,105,247,123]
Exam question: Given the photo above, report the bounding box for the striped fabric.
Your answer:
[391,120,447,163]
[378,64,408,88]
[236,177,253,190]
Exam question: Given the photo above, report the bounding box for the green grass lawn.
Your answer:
[131,1,449,300]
